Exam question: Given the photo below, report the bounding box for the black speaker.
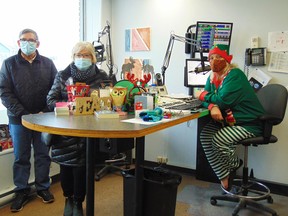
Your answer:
[99,138,134,154]
[196,115,219,183]
[185,32,192,54]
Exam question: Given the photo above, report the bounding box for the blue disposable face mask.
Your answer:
[74,58,92,71]
[20,41,37,56]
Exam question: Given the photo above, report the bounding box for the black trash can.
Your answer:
[122,167,182,216]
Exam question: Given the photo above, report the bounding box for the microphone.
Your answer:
[155,73,163,86]
[94,43,106,62]
[190,65,211,73]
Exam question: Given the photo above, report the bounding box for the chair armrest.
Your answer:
[259,114,282,125]
[258,115,278,143]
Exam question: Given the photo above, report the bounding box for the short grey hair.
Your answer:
[19,28,39,41]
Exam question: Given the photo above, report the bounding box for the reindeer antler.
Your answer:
[127,73,139,86]
[140,73,151,87]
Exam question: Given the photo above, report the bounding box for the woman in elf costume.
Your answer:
[197,44,265,190]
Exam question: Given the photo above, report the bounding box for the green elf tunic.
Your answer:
[200,68,265,136]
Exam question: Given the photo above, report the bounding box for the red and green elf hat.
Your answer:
[208,44,233,63]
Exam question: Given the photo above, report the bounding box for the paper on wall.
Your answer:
[247,68,272,91]
[268,31,288,52]
[268,51,288,73]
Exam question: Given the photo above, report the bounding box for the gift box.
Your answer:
[67,84,90,102]
[0,138,13,151]
[0,124,13,151]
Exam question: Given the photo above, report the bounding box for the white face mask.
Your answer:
[20,41,37,56]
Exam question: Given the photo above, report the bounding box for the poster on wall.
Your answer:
[120,57,154,85]
[125,27,151,52]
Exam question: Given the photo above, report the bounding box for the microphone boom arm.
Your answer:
[161,33,205,85]
[95,21,116,81]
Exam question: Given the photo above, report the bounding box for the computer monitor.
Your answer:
[195,21,233,53]
[184,58,211,87]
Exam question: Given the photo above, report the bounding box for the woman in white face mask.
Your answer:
[69,42,97,84]
[46,41,114,216]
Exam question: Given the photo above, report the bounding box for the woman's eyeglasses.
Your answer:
[75,54,91,58]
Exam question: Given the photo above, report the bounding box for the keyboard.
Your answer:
[161,99,202,110]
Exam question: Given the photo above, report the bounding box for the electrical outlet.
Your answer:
[162,156,168,164]
[157,156,163,163]
[156,156,168,164]
[251,36,259,48]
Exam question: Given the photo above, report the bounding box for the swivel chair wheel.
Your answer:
[95,175,100,181]
[267,196,273,204]
[210,198,217,205]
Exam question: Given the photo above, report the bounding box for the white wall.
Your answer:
[92,0,288,184]
[0,100,8,124]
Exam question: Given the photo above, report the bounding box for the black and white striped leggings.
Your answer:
[200,120,255,180]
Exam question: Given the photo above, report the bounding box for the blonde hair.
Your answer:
[71,41,97,64]
[229,63,238,69]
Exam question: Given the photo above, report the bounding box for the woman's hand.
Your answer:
[210,106,224,121]
[194,90,203,99]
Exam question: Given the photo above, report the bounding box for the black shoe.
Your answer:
[73,201,83,216]
[64,197,74,216]
[227,159,244,191]
[37,190,55,203]
[221,159,244,192]
[235,159,243,171]
[10,191,29,212]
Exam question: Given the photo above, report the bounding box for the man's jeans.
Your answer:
[9,124,51,192]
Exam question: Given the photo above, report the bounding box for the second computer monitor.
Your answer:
[185,58,211,87]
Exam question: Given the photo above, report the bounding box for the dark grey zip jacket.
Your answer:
[0,50,57,124]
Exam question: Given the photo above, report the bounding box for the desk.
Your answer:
[22,110,208,216]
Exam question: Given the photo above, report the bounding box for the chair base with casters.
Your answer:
[95,138,134,181]
[95,152,131,181]
[210,145,277,216]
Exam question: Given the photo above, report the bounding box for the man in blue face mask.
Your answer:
[0,28,57,212]
[17,29,40,62]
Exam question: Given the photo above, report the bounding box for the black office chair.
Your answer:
[95,138,134,181]
[210,84,288,216]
